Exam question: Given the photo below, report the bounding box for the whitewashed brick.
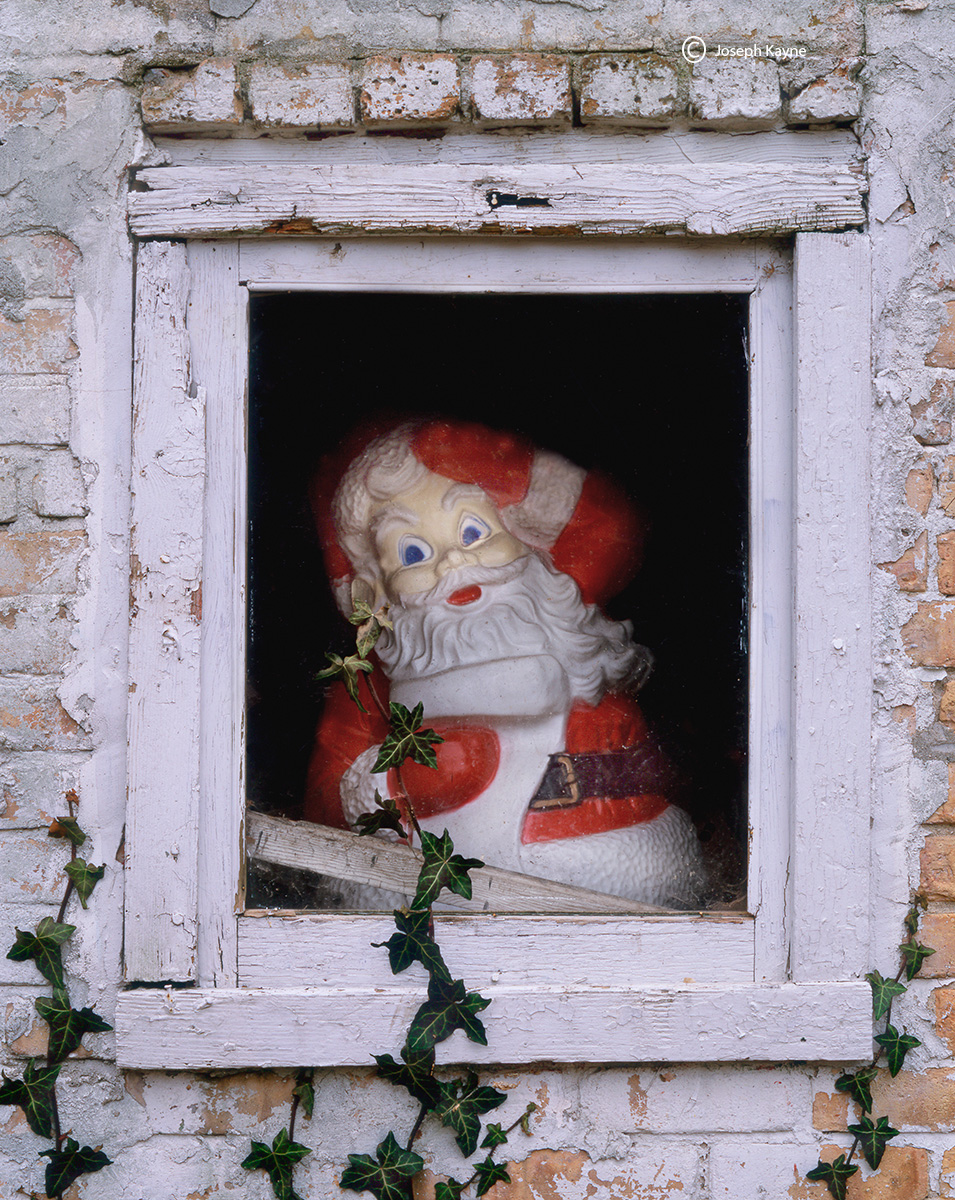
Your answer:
[468,55,572,126]
[689,58,781,128]
[360,55,459,125]
[32,448,86,516]
[0,456,16,522]
[0,679,91,751]
[0,596,73,673]
[249,62,354,129]
[141,59,243,132]
[785,59,862,122]
[0,751,79,828]
[0,829,71,906]
[579,54,681,126]
[0,903,58,985]
[578,1065,809,1134]
[0,375,70,445]
[709,1141,841,1197]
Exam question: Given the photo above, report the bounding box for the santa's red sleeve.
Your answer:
[565,691,649,753]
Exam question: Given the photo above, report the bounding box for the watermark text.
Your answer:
[681,37,807,63]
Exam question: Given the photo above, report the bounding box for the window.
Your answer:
[116,132,873,1068]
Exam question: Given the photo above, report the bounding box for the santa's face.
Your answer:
[368,471,528,605]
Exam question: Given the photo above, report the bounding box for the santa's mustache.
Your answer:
[399,553,535,608]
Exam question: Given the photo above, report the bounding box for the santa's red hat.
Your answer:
[312,419,644,610]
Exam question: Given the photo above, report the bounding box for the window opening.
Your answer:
[246,291,749,912]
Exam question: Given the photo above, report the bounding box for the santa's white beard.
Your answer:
[375,553,641,706]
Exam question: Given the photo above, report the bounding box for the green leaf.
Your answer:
[40,1137,110,1198]
[875,1023,921,1076]
[374,908,449,980]
[47,817,86,847]
[7,917,76,988]
[316,652,374,711]
[242,1127,311,1200]
[847,1113,900,1169]
[480,1123,508,1151]
[474,1156,510,1197]
[35,988,112,1061]
[899,940,936,981]
[293,1072,315,1121]
[340,1131,424,1200]
[348,602,393,659]
[435,1072,506,1157]
[866,969,907,1020]
[805,1155,858,1200]
[373,1049,440,1109]
[355,793,408,839]
[373,703,444,774]
[405,976,490,1056]
[0,1059,61,1138]
[903,905,920,936]
[835,1067,878,1114]
[434,1181,466,1200]
[519,1103,537,1135]
[63,859,105,909]
[411,830,484,910]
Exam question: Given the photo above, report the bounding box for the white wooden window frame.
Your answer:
[116,130,873,1069]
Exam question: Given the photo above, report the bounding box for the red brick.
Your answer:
[936,986,955,1054]
[921,832,955,899]
[901,602,955,667]
[905,462,933,515]
[806,1146,928,1199]
[927,299,955,368]
[879,532,927,592]
[0,529,84,597]
[920,912,955,974]
[940,533,955,594]
[912,379,953,445]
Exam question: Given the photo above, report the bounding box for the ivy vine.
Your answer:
[242,602,535,1200]
[1,789,112,1198]
[805,895,935,1199]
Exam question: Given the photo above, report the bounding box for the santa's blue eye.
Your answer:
[460,515,491,547]
[398,536,432,567]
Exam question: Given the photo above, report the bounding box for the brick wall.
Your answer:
[1,0,954,1197]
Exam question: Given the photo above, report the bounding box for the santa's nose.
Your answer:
[436,548,475,577]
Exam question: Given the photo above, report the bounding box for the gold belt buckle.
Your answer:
[555,753,581,805]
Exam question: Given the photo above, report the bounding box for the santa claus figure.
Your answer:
[305,420,704,907]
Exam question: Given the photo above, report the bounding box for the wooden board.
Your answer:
[114,981,873,1068]
[125,242,202,983]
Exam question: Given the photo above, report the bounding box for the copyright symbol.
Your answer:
[682,36,707,62]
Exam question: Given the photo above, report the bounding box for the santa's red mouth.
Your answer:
[447,585,482,606]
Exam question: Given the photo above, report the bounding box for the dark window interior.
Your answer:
[247,291,749,908]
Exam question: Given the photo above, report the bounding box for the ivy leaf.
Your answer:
[474,1156,510,1197]
[412,830,484,910]
[355,793,408,839]
[848,1113,900,1169]
[374,908,449,981]
[480,1123,508,1151]
[899,940,936,981]
[348,602,393,659]
[373,703,444,774]
[519,1103,537,1135]
[40,1137,110,1198]
[835,1067,878,1114]
[903,906,920,937]
[7,917,76,988]
[0,1059,61,1138]
[435,1181,466,1200]
[373,1049,440,1109]
[293,1072,314,1121]
[866,969,906,1020]
[805,1155,858,1200]
[435,1072,507,1157]
[35,989,112,1061]
[242,1127,311,1200]
[406,976,490,1056]
[316,652,374,711]
[875,1023,921,1076]
[63,859,105,909]
[340,1131,424,1200]
[47,817,86,847]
